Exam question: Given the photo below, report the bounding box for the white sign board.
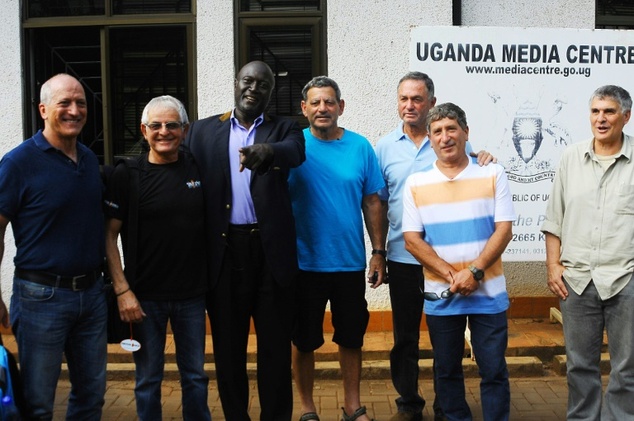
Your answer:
[410,26,634,261]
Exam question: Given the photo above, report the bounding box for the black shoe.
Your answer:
[388,411,422,421]
[433,413,447,421]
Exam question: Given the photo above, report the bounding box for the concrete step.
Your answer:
[551,353,611,376]
[103,344,569,365]
[12,318,611,381]
[72,356,544,381]
[103,317,569,364]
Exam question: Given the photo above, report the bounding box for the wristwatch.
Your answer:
[468,265,484,281]
[371,249,387,258]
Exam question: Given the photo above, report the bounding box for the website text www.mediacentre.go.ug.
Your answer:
[464,64,591,77]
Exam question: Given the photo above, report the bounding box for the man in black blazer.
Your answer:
[184,61,305,421]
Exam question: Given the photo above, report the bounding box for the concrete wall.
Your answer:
[0,1,24,304]
[195,1,235,118]
[0,0,597,311]
[461,0,595,29]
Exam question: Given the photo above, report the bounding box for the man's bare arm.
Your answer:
[544,232,568,300]
[403,231,455,283]
[470,221,513,271]
[362,193,387,288]
[470,150,496,166]
[405,221,512,296]
[105,218,146,322]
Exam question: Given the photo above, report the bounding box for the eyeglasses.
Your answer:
[423,288,455,301]
[144,121,183,131]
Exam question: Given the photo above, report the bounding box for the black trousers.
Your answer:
[388,260,442,416]
[388,260,427,413]
[207,226,294,421]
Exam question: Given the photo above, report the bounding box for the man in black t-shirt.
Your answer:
[104,95,210,421]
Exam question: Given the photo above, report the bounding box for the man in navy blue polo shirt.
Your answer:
[0,73,107,420]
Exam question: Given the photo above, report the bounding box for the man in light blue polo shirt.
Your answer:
[375,71,492,421]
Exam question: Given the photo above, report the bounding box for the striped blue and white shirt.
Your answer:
[402,162,515,316]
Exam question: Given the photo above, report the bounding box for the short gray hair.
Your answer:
[40,73,77,105]
[141,95,189,125]
[302,76,341,101]
[426,102,468,132]
[398,71,435,99]
[590,85,632,114]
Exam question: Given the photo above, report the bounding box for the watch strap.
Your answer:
[468,264,484,281]
[371,249,387,258]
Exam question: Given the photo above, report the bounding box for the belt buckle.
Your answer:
[71,274,86,291]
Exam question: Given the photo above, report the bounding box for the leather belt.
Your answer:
[228,223,260,235]
[15,269,100,291]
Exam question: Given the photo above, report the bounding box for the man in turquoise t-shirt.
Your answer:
[288,76,385,421]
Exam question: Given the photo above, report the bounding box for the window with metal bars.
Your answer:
[22,1,194,164]
[596,0,634,29]
[236,0,326,125]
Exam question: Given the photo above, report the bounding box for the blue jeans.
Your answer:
[561,278,634,421]
[427,312,509,421]
[10,276,107,421]
[133,296,210,421]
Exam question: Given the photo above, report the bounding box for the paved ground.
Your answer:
[52,374,611,420]
[34,318,609,420]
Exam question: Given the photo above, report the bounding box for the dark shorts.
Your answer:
[292,270,369,352]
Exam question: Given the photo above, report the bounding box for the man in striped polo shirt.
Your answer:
[402,102,515,421]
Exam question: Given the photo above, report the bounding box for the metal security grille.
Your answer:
[24,26,190,163]
[22,1,194,164]
[25,28,105,157]
[109,26,189,157]
[249,28,314,117]
[596,0,634,28]
[239,0,320,12]
[26,0,192,18]
[236,0,326,126]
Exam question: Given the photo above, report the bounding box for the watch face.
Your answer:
[470,266,484,281]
